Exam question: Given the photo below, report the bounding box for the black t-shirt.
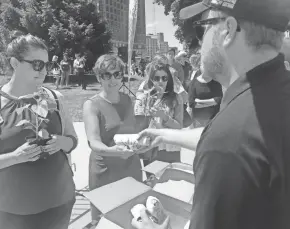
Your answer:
[190,54,290,229]
[188,76,223,109]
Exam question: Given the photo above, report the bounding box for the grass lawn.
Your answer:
[43,80,142,122]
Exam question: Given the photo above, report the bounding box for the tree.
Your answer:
[154,0,202,51]
[0,0,112,71]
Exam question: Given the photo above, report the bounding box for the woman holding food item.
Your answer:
[83,54,143,220]
[134,61,183,164]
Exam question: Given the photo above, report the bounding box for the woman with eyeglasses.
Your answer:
[83,54,142,220]
[0,33,77,229]
[135,61,183,164]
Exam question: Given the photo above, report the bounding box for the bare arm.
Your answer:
[56,91,78,153]
[0,143,42,170]
[139,127,204,151]
[83,100,122,157]
[0,152,18,170]
[195,98,217,108]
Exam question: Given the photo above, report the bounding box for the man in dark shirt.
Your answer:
[132,0,290,229]
[167,48,185,84]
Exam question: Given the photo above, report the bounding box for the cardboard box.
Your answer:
[84,177,191,229]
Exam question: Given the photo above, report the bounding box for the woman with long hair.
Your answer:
[0,33,77,229]
[135,61,183,164]
[83,54,142,220]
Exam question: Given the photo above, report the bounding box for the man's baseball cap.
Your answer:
[179,0,290,32]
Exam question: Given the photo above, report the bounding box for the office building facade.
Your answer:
[96,0,146,58]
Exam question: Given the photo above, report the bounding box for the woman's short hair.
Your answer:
[7,31,48,61]
[93,54,125,76]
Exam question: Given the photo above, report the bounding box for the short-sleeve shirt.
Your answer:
[0,93,75,215]
[189,54,290,229]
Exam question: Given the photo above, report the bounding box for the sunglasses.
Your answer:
[193,17,241,41]
[21,59,53,72]
[100,71,124,80]
[153,75,168,82]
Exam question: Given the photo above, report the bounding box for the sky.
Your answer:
[145,0,183,50]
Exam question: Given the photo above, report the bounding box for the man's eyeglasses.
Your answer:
[153,75,168,82]
[21,59,53,72]
[193,17,241,41]
[100,71,124,80]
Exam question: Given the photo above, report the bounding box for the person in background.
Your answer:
[73,53,86,90]
[189,53,201,82]
[187,51,222,128]
[51,55,61,89]
[134,61,183,164]
[175,51,192,91]
[60,54,71,88]
[137,55,190,128]
[83,54,142,221]
[167,48,184,84]
[188,72,223,128]
[0,33,77,229]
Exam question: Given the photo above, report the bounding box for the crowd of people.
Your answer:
[51,53,86,90]
[1,0,290,228]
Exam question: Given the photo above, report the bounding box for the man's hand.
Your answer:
[138,129,168,147]
[131,209,170,229]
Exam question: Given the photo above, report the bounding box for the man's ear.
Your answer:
[222,17,239,48]
[10,57,19,70]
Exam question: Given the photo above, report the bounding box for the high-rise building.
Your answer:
[146,34,158,60]
[157,33,164,43]
[95,0,146,59]
[146,33,171,59]
[160,41,169,54]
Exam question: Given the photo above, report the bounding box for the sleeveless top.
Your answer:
[89,93,139,171]
[0,91,75,215]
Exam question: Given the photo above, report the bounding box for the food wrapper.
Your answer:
[114,134,150,151]
[146,196,167,224]
[130,204,146,221]
[131,196,170,227]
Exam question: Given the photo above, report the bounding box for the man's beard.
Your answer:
[201,31,229,82]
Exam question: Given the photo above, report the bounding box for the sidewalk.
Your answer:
[71,122,91,190]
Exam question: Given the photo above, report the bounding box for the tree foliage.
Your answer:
[154,0,202,51]
[0,0,112,72]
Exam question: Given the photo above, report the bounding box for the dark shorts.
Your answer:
[0,199,75,229]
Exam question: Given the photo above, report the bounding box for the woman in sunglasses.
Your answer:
[135,61,183,164]
[0,33,77,229]
[83,54,142,220]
